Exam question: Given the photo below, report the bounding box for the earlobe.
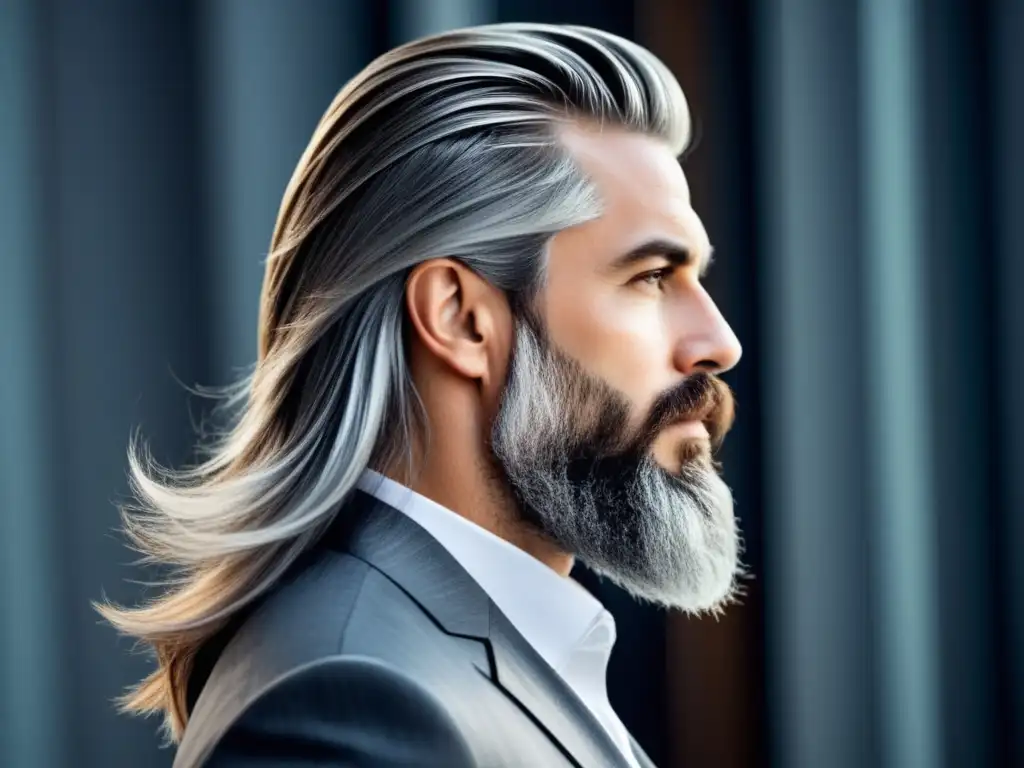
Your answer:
[405,259,496,381]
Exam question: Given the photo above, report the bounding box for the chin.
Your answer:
[652,437,713,474]
[572,456,741,616]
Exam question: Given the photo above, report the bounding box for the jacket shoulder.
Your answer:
[194,654,477,768]
[176,550,384,764]
[187,550,370,707]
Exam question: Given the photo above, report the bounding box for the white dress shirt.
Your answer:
[356,469,640,768]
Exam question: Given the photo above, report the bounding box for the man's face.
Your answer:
[490,126,743,613]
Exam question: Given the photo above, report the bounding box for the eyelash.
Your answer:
[633,267,675,290]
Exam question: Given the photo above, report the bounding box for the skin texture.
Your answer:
[396,123,742,579]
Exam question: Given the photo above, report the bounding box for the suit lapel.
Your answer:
[488,604,631,768]
[629,733,658,768]
[324,491,492,637]
[327,491,632,768]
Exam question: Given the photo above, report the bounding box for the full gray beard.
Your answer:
[490,320,741,614]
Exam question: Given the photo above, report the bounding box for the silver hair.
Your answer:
[97,22,691,740]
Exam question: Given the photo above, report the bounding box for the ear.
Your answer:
[405,259,512,387]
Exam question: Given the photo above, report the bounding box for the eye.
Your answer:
[631,267,675,291]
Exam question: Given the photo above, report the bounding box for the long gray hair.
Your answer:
[97,22,690,741]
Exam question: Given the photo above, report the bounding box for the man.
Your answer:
[99,22,742,768]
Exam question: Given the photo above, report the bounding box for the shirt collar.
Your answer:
[355,469,616,679]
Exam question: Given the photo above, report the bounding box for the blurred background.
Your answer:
[1,0,1021,766]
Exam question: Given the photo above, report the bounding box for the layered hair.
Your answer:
[97,22,690,741]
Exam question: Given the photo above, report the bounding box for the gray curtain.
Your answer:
[1,2,377,765]
[757,0,1021,766]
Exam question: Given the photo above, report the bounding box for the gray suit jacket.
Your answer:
[173,491,656,768]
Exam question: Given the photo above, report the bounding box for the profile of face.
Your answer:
[491,126,743,613]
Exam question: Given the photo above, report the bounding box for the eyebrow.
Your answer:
[609,238,715,278]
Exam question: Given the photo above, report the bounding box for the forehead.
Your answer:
[553,124,711,269]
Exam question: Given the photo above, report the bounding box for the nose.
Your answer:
[672,293,743,376]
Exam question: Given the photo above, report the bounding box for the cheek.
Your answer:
[544,287,672,417]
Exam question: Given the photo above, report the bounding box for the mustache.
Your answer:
[641,373,735,450]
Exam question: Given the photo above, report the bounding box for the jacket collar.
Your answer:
[321,490,634,768]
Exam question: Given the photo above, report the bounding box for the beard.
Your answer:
[490,316,742,614]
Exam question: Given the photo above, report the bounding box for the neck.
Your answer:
[379,429,575,578]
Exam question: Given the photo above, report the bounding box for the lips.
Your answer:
[667,419,711,440]
[648,374,734,449]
